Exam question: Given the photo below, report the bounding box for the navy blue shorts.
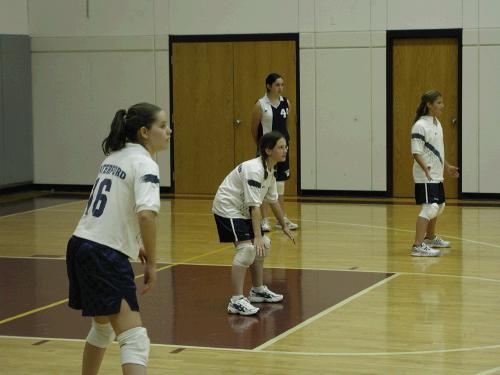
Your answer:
[214,214,259,243]
[66,236,139,317]
[415,182,445,205]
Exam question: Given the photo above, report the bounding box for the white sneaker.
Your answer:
[248,285,283,303]
[227,297,259,315]
[411,242,441,257]
[275,217,299,230]
[261,218,271,232]
[424,235,450,248]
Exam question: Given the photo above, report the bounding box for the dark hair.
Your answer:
[265,73,283,92]
[413,90,442,124]
[258,131,286,179]
[102,102,162,155]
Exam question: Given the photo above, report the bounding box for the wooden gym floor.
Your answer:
[1,192,500,374]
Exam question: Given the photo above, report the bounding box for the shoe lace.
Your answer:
[239,298,255,309]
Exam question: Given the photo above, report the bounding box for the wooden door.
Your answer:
[233,40,297,195]
[392,38,458,198]
[172,42,234,194]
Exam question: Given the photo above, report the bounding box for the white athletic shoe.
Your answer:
[275,217,299,230]
[424,235,450,248]
[261,218,272,232]
[248,285,283,303]
[227,297,259,315]
[411,242,441,257]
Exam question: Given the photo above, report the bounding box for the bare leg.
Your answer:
[82,317,109,375]
[108,300,146,375]
[426,218,437,239]
[250,257,264,288]
[231,241,252,297]
[231,265,247,296]
[261,202,269,220]
[413,216,429,246]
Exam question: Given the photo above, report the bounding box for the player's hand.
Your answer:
[446,165,460,178]
[254,236,266,257]
[141,264,156,295]
[138,247,147,265]
[425,166,432,181]
[283,227,295,244]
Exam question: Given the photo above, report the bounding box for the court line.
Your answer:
[0,243,234,326]
[253,273,400,351]
[150,261,500,284]
[0,200,85,220]
[299,218,500,249]
[476,366,500,375]
[3,334,500,358]
[3,257,500,285]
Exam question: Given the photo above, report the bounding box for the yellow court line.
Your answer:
[0,243,236,326]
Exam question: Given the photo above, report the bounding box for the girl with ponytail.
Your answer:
[410,91,459,257]
[67,102,171,374]
[212,131,295,316]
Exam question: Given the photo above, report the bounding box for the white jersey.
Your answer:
[74,143,161,259]
[212,157,279,219]
[411,116,445,183]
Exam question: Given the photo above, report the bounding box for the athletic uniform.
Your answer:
[256,94,290,181]
[212,157,278,242]
[67,142,160,316]
[411,115,445,204]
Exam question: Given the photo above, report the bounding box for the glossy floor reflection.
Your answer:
[0,258,391,349]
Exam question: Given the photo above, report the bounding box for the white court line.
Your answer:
[299,218,500,249]
[262,344,500,357]
[0,200,85,220]
[2,257,500,284]
[0,335,250,353]
[476,366,500,375]
[3,334,500,358]
[253,273,400,351]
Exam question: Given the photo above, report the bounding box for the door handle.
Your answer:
[234,119,241,126]
[452,118,457,127]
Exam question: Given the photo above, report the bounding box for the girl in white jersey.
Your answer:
[410,91,459,257]
[251,73,299,232]
[66,102,171,374]
[213,131,295,315]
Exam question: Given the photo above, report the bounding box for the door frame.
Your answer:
[168,33,301,195]
[386,29,463,197]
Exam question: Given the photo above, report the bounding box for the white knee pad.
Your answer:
[437,202,445,216]
[117,327,150,367]
[86,321,115,348]
[419,203,439,220]
[277,181,285,195]
[256,235,271,260]
[233,243,256,268]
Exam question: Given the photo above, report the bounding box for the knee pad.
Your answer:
[256,235,271,261]
[117,327,150,367]
[276,181,285,195]
[437,202,445,216]
[419,203,439,220]
[233,243,256,267]
[86,321,115,348]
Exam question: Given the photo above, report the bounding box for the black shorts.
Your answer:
[275,153,290,182]
[66,235,139,317]
[415,182,445,205]
[256,145,290,182]
[214,214,262,243]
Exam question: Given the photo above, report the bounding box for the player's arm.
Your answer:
[444,160,460,178]
[249,206,266,256]
[270,202,295,244]
[412,153,432,181]
[137,210,157,265]
[250,102,262,144]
